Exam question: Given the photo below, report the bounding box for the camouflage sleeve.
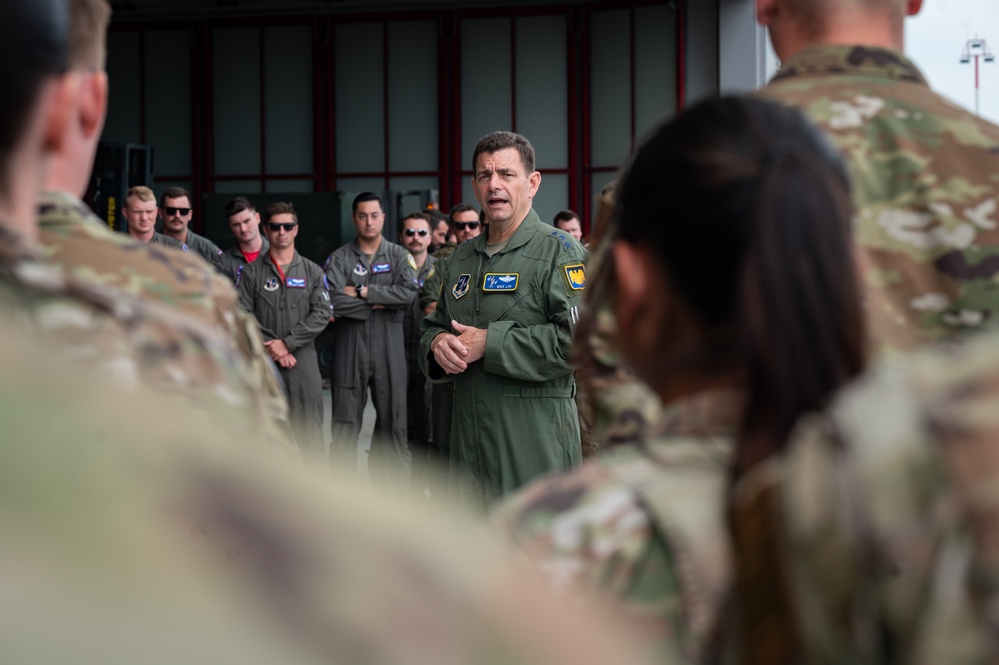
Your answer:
[730,358,989,664]
[491,465,688,663]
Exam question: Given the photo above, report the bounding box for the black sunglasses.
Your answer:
[163,206,191,216]
[404,229,429,237]
[453,222,480,231]
[267,222,297,232]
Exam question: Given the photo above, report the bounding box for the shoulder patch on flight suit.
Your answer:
[482,273,519,292]
[407,253,417,270]
[322,274,330,290]
[562,263,586,297]
[452,274,471,299]
[427,265,436,280]
[372,263,392,274]
[353,262,368,276]
[235,264,245,288]
[264,277,280,292]
[181,243,190,252]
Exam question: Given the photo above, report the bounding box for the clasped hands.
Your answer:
[431,320,487,374]
[264,339,297,369]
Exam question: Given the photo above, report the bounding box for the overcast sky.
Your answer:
[906,0,999,124]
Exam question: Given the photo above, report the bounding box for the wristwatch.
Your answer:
[354,283,364,298]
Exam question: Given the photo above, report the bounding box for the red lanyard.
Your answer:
[272,255,287,284]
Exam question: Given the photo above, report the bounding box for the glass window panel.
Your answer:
[336,177,386,195]
[515,16,567,169]
[213,28,261,176]
[265,179,315,193]
[686,1,719,105]
[335,23,385,174]
[461,18,512,172]
[214,180,262,194]
[144,30,192,178]
[103,32,142,143]
[264,25,313,175]
[635,5,677,140]
[590,10,631,167]
[533,173,568,230]
[388,21,438,173]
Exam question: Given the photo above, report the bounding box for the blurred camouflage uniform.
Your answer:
[432,240,457,262]
[3,217,291,451]
[571,182,665,455]
[0,311,660,665]
[492,391,740,663]
[724,332,999,664]
[760,46,999,351]
[37,189,291,437]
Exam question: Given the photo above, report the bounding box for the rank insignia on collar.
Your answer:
[372,263,392,274]
[353,263,368,276]
[264,277,280,292]
[452,273,471,299]
[564,263,586,290]
[482,273,519,292]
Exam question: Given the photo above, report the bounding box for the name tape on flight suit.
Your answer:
[286,278,306,288]
[482,273,519,292]
[372,263,392,274]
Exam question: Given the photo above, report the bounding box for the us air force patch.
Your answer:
[452,273,471,299]
[482,273,519,292]
[264,277,280,292]
[353,263,368,276]
[372,263,392,274]
[407,253,417,270]
[563,264,586,290]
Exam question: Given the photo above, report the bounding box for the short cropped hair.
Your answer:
[448,203,477,226]
[224,196,255,219]
[69,0,110,71]
[126,185,156,203]
[159,186,191,208]
[352,191,383,214]
[472,131,536,174]
[402,211,433,226]
[264,201,297,224]
[553,210,579,225]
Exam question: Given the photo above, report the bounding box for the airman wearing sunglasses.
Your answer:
[238,202,333,457]
[159,187,222,264]
[399,212,437,493]
[323,192,418,488]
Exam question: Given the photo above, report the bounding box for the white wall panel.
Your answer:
[388,21,438,173]
[590,10,631,168]
[213,27,261,176]
[264,26,313,176]
[515,16,567,170]
[461,17,512,172]
[335,23,385,174]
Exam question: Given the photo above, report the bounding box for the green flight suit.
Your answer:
[420,210,587,511]
[214,237,270,285]
[238,251,331,456]
[323,239,418,487]
[420,256,455,475]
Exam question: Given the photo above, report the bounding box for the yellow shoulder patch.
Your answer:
[407,253,417,270]
[563,264,586,290]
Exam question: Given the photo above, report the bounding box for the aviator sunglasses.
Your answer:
[267,222,297,232]
[453,222,479,231]
[404,229,429,237]
[163,206,191,216]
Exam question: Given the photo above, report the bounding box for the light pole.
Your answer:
[960,37,996,116]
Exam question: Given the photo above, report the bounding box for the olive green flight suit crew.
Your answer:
[323,239,418,487]
[150,231,184,251]
[420,210,587,511]
[179,228,223,265]
[419,257,455,469]
[405,255,437,488]
[238,251,331,456]
[214,237,270,285]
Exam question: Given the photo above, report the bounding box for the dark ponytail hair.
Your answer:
[616,96,865,476]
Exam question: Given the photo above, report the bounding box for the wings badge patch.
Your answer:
[452,273,471,299]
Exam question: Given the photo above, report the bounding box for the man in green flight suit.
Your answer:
[323,192,418,487]
[420,131,588,512]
